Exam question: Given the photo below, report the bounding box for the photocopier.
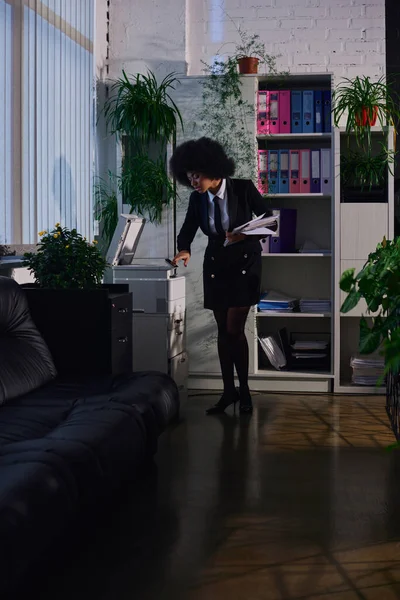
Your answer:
[104,214,188,395]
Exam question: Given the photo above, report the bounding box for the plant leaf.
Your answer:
[340,268,356,292]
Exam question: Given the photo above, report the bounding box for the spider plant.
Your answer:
[103,70,183,150]
[341,143,396,190]
[332,75,400,145]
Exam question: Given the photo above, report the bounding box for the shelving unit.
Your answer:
[242,73,334,393]
[333,125,394,394]
[237,73,395,395]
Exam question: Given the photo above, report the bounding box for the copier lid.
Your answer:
[107,214,146,266]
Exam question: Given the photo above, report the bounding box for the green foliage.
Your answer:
[332,75,400,145]
[23,225,107,289]
[121,153,175,223]
[98,70,183,236]
[341,143,396,190]
[234,27,279,68]
[200,27,283,180]
[103,70,183,149]
[339,237,400,375]
[94,173,119,250]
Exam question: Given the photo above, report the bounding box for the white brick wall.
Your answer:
[187,0,386,80]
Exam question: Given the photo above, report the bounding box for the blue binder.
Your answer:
[291,91,302,134]
[314,90,323,133]
[323,90,332,133]
[268,150,279,195]
[278,149,289,193]
[302,91,314,133]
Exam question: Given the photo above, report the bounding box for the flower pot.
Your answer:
[355,106,378,126]
[237,57,259,74]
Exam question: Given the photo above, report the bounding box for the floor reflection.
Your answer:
[34,393,400,600]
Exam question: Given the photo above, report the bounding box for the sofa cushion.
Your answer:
[0,277,56,405]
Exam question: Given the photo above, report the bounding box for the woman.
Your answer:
[170,137,275,415]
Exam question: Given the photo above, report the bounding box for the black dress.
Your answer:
[177,178,274,310]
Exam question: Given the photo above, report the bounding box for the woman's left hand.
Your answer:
[225,231,247,244]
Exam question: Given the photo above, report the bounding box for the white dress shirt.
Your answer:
[207,179,229,235]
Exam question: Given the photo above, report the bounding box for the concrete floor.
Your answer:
[37,393,400,600]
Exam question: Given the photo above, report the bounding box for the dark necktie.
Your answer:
[213,198,225,235]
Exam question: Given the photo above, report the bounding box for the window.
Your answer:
[0,0,95,244]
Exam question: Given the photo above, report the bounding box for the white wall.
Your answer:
[187,0,385,79]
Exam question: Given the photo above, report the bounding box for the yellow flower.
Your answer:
[55,222,60,228]
[38,230,47,237]
[92,240,98,245]
[65,245,70,249]
[53,233,60,239]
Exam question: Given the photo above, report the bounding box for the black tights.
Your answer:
[213,307,251,395]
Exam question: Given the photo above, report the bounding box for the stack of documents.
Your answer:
[224,213,278,246]
[291,340,329,361]
[350,355,385,386]
[300,298,331,313]
[258,290,298,314]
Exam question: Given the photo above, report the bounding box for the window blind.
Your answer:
[0,0,95,244]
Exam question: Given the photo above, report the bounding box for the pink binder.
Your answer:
[258,149,268,194]
[257,91,269,135]
[300,149,310,193]
[269,91,279,134]
[279,90,291,134]
[289,150,300,194]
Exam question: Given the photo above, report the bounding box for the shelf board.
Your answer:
[262,193,331,199]
[337,382,385,395]
[262,253,331,258]
[257,133,332,141]
[338,125,391,136]
[257,312,331,318]
[255,369,334,380]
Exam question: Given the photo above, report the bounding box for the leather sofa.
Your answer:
[0,276,179,597]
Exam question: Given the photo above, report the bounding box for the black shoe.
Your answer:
[206,390,239,415]
[239,386,253,415]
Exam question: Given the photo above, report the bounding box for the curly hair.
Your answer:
[169,137,235,186]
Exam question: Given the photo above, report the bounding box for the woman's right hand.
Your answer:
[173,250,191,267]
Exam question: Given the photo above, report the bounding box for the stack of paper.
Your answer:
[350,355,385,386]
[258,290,298,314]
[300,298,331,313]
[224,213,279,246]
[291,340,329,360]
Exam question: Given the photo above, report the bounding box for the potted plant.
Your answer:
[22,225,132,376]
[332,75,400,143]
[340,237,400,373]
[200,28,283,180]
[96,70,183,250]
[235,28,276,75]
[23,224,107,289]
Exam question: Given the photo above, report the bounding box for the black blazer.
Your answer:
[177,178,273,253]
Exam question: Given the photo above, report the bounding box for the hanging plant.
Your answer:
[96,70,183,245]
[200,26,284,180]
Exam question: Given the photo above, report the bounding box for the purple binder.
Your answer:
[269,208,297,253]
